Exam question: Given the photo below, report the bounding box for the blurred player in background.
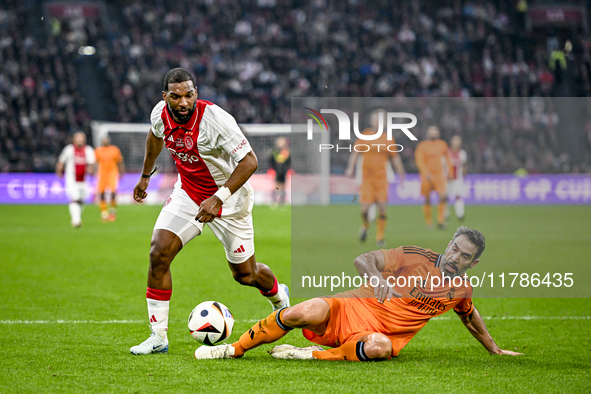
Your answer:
[447,135,467,221]
[415,126,450,230]
[130,68,290,355]
[269,137,290,207]
[195,226,522,361]
[55,132,95,227]
[95,136,124,222]
[345,109,405,247]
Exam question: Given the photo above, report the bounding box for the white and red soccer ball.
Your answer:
[188,301,234,345]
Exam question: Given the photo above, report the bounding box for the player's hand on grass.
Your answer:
[373,278,401,303]
[196,195,223,223]
[495,349,523,356]
[133,178,150,202]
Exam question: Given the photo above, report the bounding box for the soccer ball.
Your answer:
[188,301,234,346]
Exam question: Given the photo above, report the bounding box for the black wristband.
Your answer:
[141,166,160,179]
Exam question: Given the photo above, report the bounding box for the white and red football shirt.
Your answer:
[58,144,96,186]
[448,148,467,180]
[150,100,254,218]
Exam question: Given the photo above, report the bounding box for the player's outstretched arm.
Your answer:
[134,129,164,203]
[196,150,258,222]
[392,155,405,185]
[344,151,359,177]
[118,156,126,175]
[458,306,523,356]
[353,251,401,303]
[55,161,64,178]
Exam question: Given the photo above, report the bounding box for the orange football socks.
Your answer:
[376,216,386,242]
[313,341,369,361]
[361,212,369,230]
[422,203,432,226]
[437,202,446,225]
[232,308,292,357]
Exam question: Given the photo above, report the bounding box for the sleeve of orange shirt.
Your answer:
[453,297,474,316]
[380,246,405,274]
[94,148,103,164]
[414,142,428,175]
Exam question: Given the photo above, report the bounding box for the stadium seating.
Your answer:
[0,0,590,173]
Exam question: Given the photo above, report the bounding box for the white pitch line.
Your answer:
[0,316,589,324]
[432,316,591,321]
[0,320,144,324]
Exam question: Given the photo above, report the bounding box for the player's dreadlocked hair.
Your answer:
[452,226,486,260]
[163,68,196,92]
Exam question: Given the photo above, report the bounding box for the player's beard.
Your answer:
[168,101,196,124]
[442,259,464,279]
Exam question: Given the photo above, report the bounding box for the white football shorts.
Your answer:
[153,186,255,264]
[448,179,464,199]
[66,181,87,202]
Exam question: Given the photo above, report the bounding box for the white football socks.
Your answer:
[147,298,169,339]
[69,202,81,226]
[454,198,465,219]
[266,284,286,304]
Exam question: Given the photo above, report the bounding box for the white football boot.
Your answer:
[269,344,324,360]
[194,344,236,359]
[130,326,168,355]
[270,284,290,311]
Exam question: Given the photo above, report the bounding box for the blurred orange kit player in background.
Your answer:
[414,126,451,229]
[345,109,405,246]
[95,136,125,222]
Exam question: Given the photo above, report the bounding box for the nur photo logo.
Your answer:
[303,108,418,152]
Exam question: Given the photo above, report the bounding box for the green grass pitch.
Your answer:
[0,204,589,393]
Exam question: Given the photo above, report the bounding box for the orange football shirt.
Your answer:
[95,145,123,178]
[354,129,398,180]
[414,139,450,177]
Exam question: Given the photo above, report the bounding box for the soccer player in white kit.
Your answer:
[447,135,467,220]
[55,132,95,227]
[130,68,290,355]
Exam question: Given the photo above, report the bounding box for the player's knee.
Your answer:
[280,307,305,327]
[364,334,392,360]
[149,242,174,269]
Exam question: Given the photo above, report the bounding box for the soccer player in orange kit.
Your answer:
[195,226,523,361]
[345,109,405,246]
[415,126,451,229]
[95,136,124,222]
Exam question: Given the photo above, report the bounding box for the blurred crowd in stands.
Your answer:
[0,0,91,172]
[0,0,590,173]
[397,97,591,175]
